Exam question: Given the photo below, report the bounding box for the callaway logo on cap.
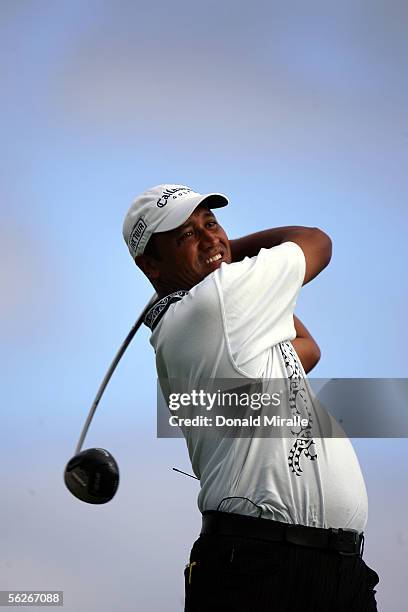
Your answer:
[123,184,229,259]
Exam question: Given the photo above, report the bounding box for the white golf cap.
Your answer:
[123,184,228,258]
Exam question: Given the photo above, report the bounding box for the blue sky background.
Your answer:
[1,1,407,610]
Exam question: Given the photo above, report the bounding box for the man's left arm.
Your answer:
[292,315,321,373]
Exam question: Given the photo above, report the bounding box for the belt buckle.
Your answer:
[329,528,361,556]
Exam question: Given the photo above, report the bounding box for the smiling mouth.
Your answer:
[205,253,222,265]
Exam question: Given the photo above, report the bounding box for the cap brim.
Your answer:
[154,193,228,233]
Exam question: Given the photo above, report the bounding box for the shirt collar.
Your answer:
[144,290,188,331]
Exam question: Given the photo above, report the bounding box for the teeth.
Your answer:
[206,253,222,264]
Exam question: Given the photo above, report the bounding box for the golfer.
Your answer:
[123,184,379,611]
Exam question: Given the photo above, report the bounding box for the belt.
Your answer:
[201,511,364,556]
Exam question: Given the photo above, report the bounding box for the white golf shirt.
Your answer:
[147,242,368,532]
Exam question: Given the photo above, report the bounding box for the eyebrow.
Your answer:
[177,210,215,232]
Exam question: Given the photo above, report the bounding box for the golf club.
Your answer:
[64,294,157,504]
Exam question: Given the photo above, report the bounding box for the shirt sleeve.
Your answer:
[215,241,306,368]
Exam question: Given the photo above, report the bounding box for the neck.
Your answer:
[154,280,190,299]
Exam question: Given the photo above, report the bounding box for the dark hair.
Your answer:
[143,234,161,260]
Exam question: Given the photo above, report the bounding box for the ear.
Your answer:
[135,254,161,280]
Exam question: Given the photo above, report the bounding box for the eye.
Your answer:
[178,230,194,243]
[206,220,218,228]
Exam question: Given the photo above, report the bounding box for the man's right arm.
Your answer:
[292,315,321,373]
[229,226,332,285]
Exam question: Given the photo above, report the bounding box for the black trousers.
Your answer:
[184,534,379,612]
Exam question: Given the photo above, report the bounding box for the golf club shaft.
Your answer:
[75,294,157,454]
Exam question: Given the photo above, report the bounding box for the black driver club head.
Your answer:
[64,448,119,504]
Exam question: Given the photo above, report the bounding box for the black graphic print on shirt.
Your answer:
[279,341,317,476]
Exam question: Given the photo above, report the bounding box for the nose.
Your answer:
[199,228,218,249]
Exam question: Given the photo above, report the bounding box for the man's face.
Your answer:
[143,205,232,292]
